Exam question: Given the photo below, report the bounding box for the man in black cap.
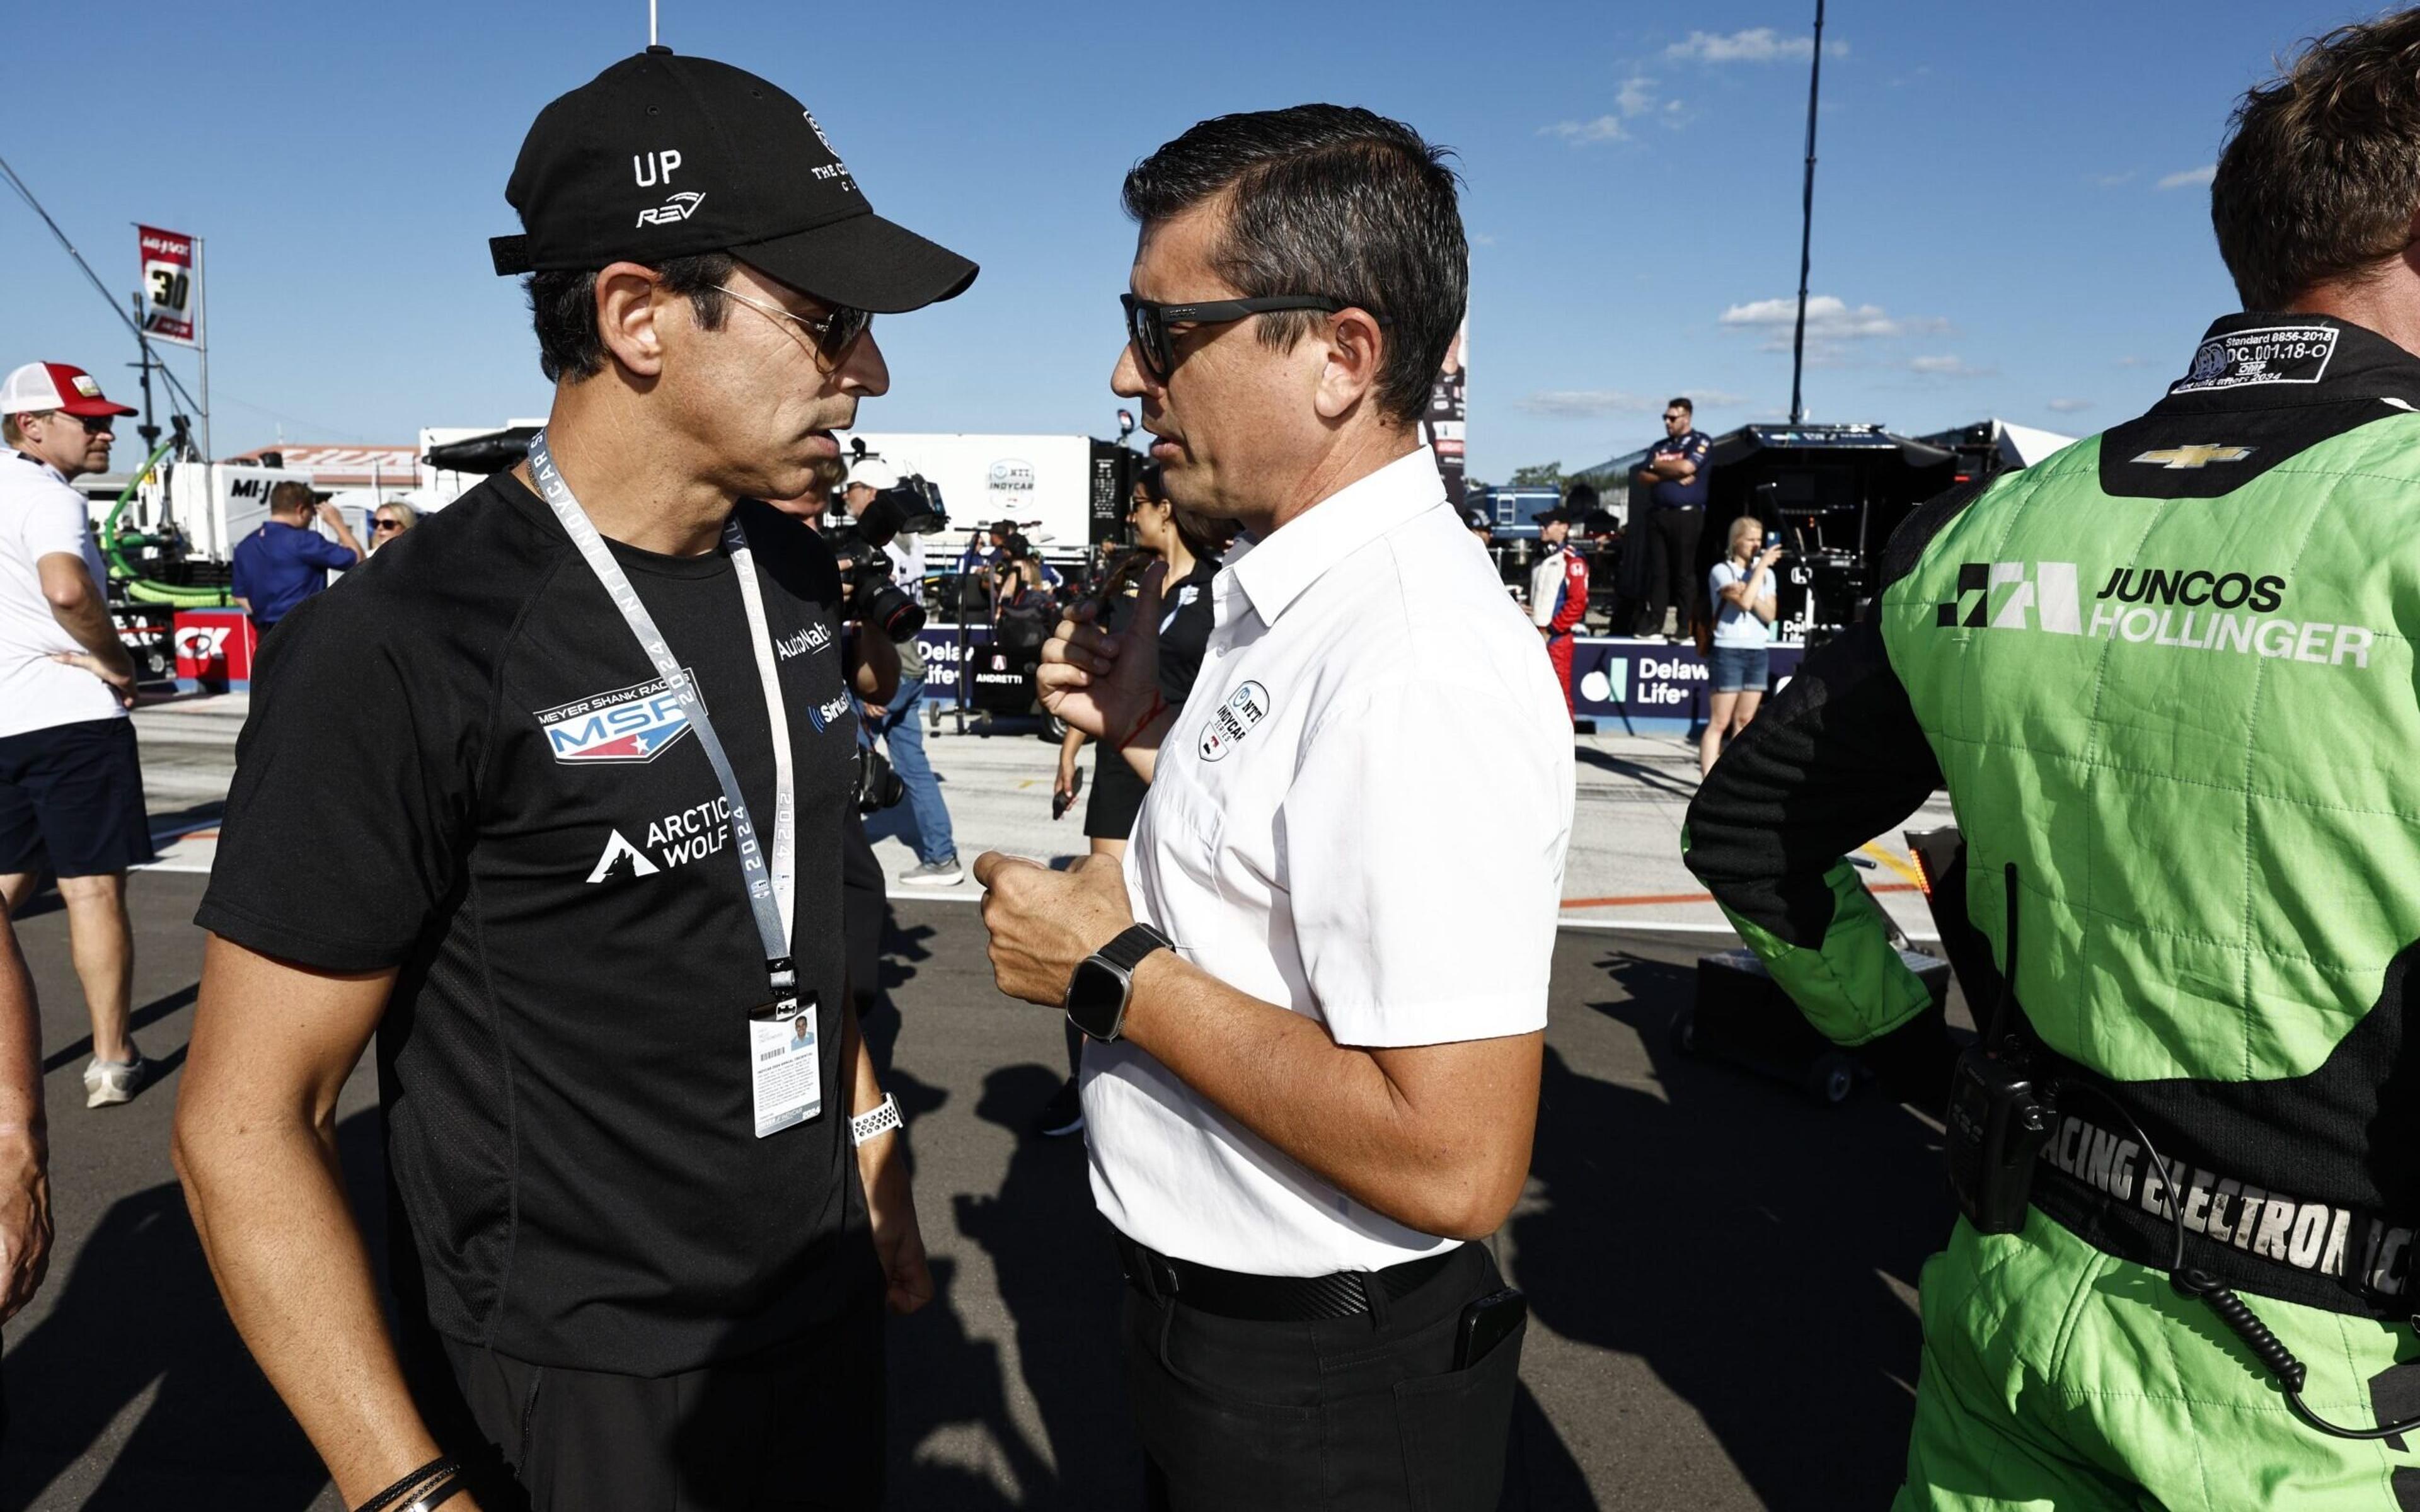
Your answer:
[175,47,974,1512]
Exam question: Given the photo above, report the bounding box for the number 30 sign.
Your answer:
[137,224,200,346]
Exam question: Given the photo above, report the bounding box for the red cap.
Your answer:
[0,362,139,418]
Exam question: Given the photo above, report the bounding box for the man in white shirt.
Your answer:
[976,106,1572,1511]
[0,362,153,1108]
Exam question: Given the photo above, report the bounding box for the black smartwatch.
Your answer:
[1064,922,1173,1042]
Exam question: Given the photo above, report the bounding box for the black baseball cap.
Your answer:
[1535,507,1575,525]
[490,49,977,314]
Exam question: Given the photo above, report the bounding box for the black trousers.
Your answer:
[434,1295,884,1512]
[1638,507,1705,635]
[1124,1242,1525,1512]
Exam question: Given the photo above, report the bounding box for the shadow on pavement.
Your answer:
[1572,745,1700,800]
[1508,949,1949,1509]
[886,1062,1134,1511]
[1,1110,382,1509]
[41,983,201,1075]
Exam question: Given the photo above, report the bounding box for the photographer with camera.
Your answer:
[839,454,960,886]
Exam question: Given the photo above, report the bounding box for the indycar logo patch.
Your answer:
[536,671,699,764]
[1199,680,1270,762]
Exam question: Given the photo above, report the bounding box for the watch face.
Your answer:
[1066,958,1129,1039]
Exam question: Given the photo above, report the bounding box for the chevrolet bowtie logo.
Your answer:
[2133,444,2254,469]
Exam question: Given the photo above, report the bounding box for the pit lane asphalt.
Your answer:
[1,866,1963,1510]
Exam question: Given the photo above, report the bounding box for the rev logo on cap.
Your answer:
[490,48,976,315]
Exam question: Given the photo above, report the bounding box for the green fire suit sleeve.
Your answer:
[1681,617,1945,1046]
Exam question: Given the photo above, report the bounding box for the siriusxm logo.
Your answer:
[1934,561,2082,634]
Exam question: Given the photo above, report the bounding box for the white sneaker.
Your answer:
[84,1050,147,1109]
[898,857,965,886]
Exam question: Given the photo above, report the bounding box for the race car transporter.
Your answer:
[1686,13,2420,1507]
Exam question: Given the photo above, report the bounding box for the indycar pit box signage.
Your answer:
[138,225,200,347]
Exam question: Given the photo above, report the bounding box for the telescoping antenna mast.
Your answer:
[1787,0,1826,427]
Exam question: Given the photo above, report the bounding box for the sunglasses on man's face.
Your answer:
[715,284,874,372]
[1121,293,1390,385]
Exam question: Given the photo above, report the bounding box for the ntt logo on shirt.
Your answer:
[1932,561,2378,670]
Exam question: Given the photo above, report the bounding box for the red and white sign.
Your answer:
[139,225,200,346]
[172,609,254,689]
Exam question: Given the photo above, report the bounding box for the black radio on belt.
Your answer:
[1944,863,2055,1235]
[1946,1041,2053,1234]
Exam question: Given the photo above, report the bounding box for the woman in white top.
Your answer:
[1701,515,1782,776]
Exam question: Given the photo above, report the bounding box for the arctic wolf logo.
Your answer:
[637,192,705,227]
[536,672,699,764]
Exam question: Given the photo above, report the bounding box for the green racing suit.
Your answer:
[1685,313,2420,1510]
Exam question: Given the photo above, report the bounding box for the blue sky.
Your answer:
[0,1,2373,479]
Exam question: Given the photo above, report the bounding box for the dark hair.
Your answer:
[1564,481,1600,513]
[1667,396,1693,415]
[2213,11,2420,309]
[524,253,736,383]
[268,481,317,515]
[1122,105,1467,425]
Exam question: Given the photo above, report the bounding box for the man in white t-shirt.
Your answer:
[0,362,156,1108]
[976,107,1572,1510]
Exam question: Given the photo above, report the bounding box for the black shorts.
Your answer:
[1085,743,1148,841]
[0,717,154,878]
[434,1292,885,1511]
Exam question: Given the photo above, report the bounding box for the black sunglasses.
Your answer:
[1121,294,1391,384]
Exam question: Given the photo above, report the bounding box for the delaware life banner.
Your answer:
[138,225,199,346]
[1424,316,1466,508]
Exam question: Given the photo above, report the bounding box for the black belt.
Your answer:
[1114,1231,1462,1322]
[2031,1106,2416,1321]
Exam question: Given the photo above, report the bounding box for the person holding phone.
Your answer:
[1700,514,1780,776]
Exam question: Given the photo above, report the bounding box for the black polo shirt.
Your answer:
[197,472,874,1377]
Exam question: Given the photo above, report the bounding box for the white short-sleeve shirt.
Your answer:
[0,449,122,738]
[1084,446,1576,1276]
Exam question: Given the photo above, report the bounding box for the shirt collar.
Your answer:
[1,448,66,486]
[1222,446,1445,625]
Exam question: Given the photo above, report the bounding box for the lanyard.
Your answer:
[525,430,800,1011]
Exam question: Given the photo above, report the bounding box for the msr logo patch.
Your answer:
[1934,563,2082,633]
[1198,680,1271,762]
[537,672,699,764]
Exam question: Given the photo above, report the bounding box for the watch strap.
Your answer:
[1098,922,1172,974]
[849,1092,902,1147]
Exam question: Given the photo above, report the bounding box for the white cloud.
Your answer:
[1541,75,1671,146]
[2157,164,2216,190]
[1517,389,1748,419]
[1719,295,1947,353]
[1539,115,1627,146]
[1666,28,1848,63]
[2094,171,2136,188]
[1908,355,1997,379]
[2046,398,2095,414]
